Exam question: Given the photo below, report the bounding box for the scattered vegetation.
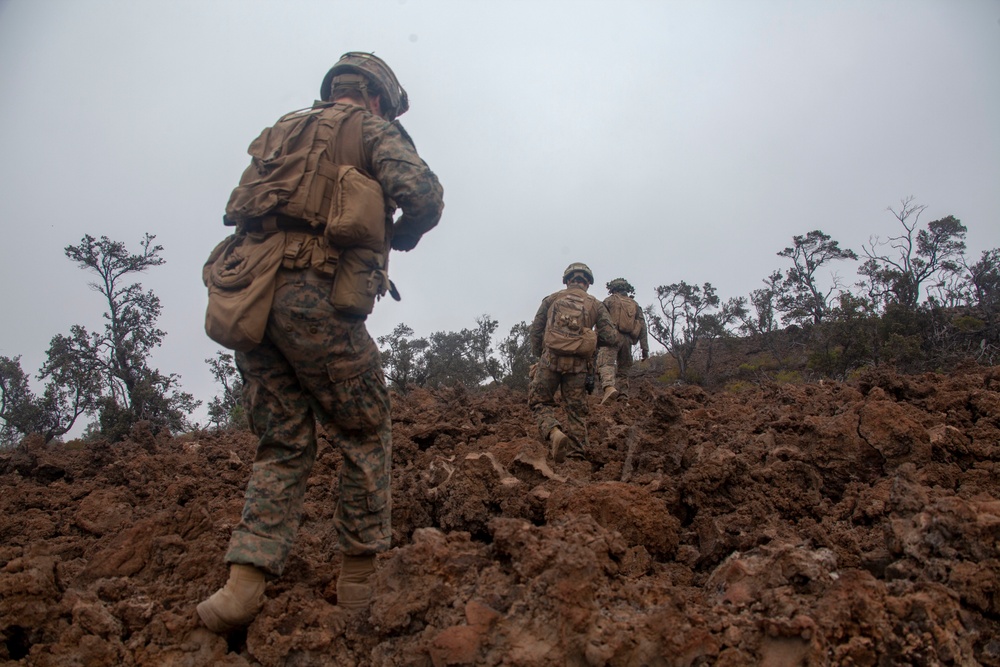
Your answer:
[1,235,198,447]
[2,197,997,447]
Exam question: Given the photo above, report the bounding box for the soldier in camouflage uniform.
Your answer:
[528,263,619,463]
[198,52,444,634]
[597,278,649,403]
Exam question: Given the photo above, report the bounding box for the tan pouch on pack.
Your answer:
[544,327,598,358]
[203,232,286,351]
[324,166,386,252]
[331,247,389,316]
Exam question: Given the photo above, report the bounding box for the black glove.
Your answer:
[585,373,595,394]
[641,349,649,360]
[391,234,420,251]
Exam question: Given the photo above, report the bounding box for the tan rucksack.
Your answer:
[213,101,394,329]
[606,294,643,343]
[224,102,388,252]
[543,290,598,358]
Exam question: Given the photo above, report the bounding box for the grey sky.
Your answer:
[1,0,998,429]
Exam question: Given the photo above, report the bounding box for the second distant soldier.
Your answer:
[598,278,649,403]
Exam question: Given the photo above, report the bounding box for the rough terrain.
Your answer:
[1,364,999,666]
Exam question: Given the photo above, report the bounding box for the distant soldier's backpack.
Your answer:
[606,294,642,342]
[543,290,598,357]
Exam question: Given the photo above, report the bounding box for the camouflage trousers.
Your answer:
[528,360,590,459]
[228,267,392,576]
[597,337,634,395]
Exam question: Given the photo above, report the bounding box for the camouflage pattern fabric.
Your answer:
[228,268,392,576]
[527,285,620,460]
[528,364,589,458]
[218,98,441,578]
[361,114,444,243]
[597,338,634,395]
[598,293,649,395]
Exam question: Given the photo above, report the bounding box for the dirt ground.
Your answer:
[1,364,998,666]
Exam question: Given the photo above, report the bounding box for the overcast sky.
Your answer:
[1,0,998,428]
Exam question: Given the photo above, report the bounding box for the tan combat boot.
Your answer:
[337,554,376,613]
[600,386,619,405]
[549,427,571,463]
[197,563,266,633]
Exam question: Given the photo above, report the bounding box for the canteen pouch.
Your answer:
[331,247,389,316]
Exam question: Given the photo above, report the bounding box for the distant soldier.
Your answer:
[597,278,649,403]
[529,263,619,463]
[198,52,443,634]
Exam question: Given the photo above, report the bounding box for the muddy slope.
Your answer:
[1,366,999,666]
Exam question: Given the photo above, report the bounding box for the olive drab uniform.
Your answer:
[223,101,443,576]
[528,285,618,460]
[598,292,649,398]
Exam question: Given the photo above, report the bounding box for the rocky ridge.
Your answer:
[1,365,999,666]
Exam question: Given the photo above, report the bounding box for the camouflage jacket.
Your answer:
[359,109,444,245]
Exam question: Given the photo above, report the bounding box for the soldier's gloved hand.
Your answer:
[391,234,420,251]
[642,349,649,360]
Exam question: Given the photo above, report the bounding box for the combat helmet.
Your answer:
[606,278,635,297]
[320,52,410,121]
[562,262,595,285]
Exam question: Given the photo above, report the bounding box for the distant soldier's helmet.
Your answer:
[562,262,595,285]
[606,278,635,296]
[320,52,410,121]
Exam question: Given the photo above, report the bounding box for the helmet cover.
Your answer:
[606,278,635,296]
[320,52,409,120]
[562,262,595,285]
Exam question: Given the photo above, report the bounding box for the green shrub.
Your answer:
[724,380,754,393]
[774,370,803,384]
[952,315,985,333]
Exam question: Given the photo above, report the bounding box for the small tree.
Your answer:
[699,296,747,377]
[0,356,47,448]
[469,315,502,384]
[776,230,858,325]
[965,249,1000,314]
[645,281,721,381]
[45,234,199,440]
[206,352,246,430]
[2,339,103,447]
[378,323,429,392]
[810,292,880,377]
[496,321,535,391]
[423,329,485,388]
[860,197,967,311]
[739,271,784,362]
